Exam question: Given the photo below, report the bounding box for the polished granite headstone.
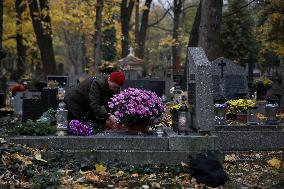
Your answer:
[187,47,214,132]
[211,57,249,100]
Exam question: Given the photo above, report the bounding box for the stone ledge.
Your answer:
[169,135,218,151]
[42,150,197,164]
[215,131,284,151]
[215,125,284,131]
[8,135,169,151]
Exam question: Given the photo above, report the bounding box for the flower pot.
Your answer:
[236,113,247,124]
[171,111,179,132]
[256,86,267,100]
[226,112,237,121]
[127,124,147,135]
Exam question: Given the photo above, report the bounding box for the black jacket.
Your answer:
[64,76,115,121]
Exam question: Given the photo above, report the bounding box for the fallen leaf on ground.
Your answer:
[95,164,107,172]
[115,170,124,177]
[34,151,47,163]
[181,161,189,167]
[131,173,139,177]
[149,173,156,179]
[224,154,237,162]
[267,158,281,169]
[151,182,161,188]
[14,153,33,166]
[85,172,100,182]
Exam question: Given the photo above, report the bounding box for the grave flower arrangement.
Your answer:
[253,77,272,89]
[68,120,94,136]
[226,99,256,113]
[11,84,25,96]
[108,88,165,128]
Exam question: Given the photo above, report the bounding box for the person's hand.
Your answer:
[106,114,117,129]
[108,115,117,124]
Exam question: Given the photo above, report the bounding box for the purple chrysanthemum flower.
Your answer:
[108,88,165,126]
[68,120,94,136]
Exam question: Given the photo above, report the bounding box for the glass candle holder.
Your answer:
[214,103,227,125]
[265,103,279,125]
[56,102,68,136]
[247,106,259,125]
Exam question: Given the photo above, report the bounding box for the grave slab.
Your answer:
[7,128,283,164]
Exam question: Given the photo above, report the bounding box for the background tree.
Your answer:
[93,0,104,74]
[120,0,135,58]
[14,0,27,80]
[172,0,182,71]
[29,0,57,75]
[198,0,223,61]
[51,0,96,76]
[0,0,3,51]
[255,0,284,72]
[102,0,120,62]
[102,22,117,61]
[136,0,152,59]
[221,0,258,67]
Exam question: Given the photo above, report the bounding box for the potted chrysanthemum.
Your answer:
[108,88,165,134]
[226,99,256,123]
[253,77,272,99]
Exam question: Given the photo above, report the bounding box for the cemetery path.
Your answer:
[0,140,282,188]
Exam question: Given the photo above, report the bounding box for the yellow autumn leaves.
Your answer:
[267,158,282,169]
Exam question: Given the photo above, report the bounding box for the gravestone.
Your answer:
[211,57,249,100]
[41,88,58,112]
[22,98,42,122]
[0,76,7,93]
[187,47,214,132]
[47,75,69,88]
[122,80,165,97]
[13,91,41,115]
[118,49,144,79]
[0,76,7,108]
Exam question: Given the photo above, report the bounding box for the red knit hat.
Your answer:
[109,72,125,86]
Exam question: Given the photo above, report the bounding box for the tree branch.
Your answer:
[223,0,256,18]
[182,4,198,12]
[151,25,172,32]
[148,7,171,27]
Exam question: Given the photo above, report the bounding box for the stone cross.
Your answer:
[187,47,214,133]
[218,60,226,79]
[129,46,134,56]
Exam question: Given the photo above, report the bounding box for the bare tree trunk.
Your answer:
[0,0,3,49]
[137,0,152,59]
[182,2,200,90]
[29,0,57,75]
[93,0,104,74]
[172,0,182,71]
[198,0,223,60]
[120,0,135,58]
[14,0,27,80]
[188,2,201,47]
[134,0,139,55]
[0,0,6,61]
[63,30,82,76]
[81,34,88,74]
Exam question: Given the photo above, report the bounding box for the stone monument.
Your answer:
[211,57,249,100]
[187,47,214,132]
